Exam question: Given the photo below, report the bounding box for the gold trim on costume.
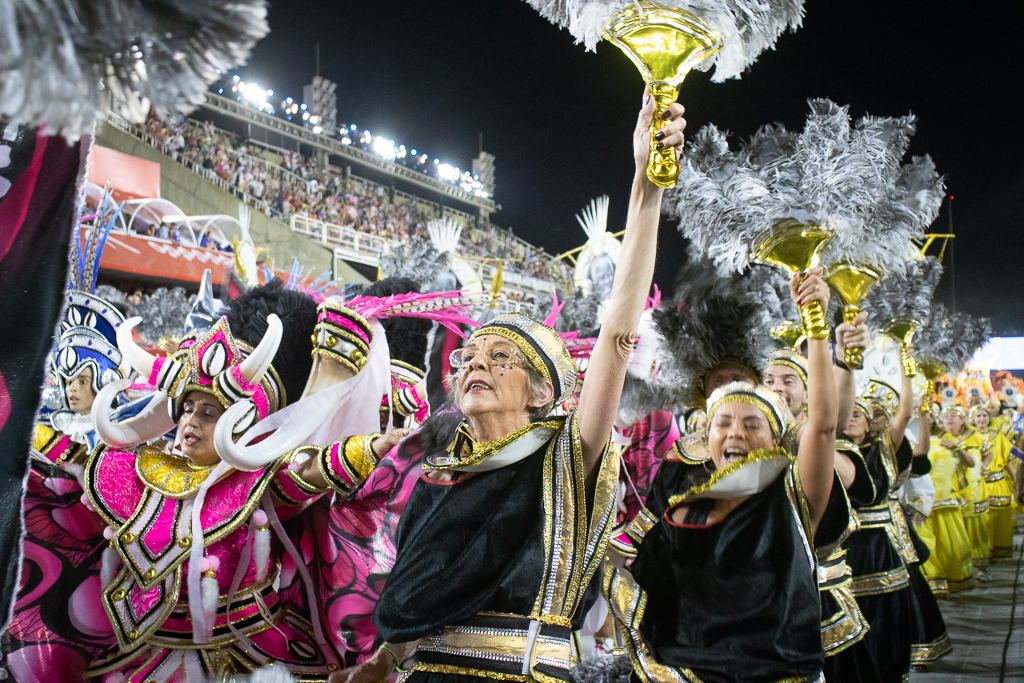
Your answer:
[433,420,563,471]
[849,566,910,596]
[136,447,214,498]
[666,449,792,508]
[821,584,869,655]
[911,633,953,664]
[927,576,975,596]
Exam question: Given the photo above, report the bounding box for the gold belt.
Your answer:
[984,471,1006,483]
[414,613,577,682]
[854,504,892,528]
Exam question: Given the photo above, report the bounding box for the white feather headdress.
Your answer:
[0,0,269,140]
[665,99,945,276]
[576,195,610,239]
[427,217,465,255]
[524,0,805,82]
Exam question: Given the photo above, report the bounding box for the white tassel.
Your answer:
[252,510,271,582]
[79,493,96,513]
[200,556,221,637]
[102,673,127,683]
[100,527,121,587]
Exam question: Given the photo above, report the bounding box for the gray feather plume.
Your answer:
[742,263,799,336]
[666,99,945,277]
[915,303,992,373]
[652,258,774,409]
[380,236,450,286]
[863,256,943,330]
[537,287,602,333]
[571,653,632,683]
[125,287,196,346]
[1,0,269,139]
[523,1,805,82]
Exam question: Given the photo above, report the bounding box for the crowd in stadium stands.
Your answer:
[141,115,564,281]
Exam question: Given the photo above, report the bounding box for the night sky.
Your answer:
[243,0,1023,334]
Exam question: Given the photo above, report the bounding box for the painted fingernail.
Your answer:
[656,141,664,150]
[654,131,665,141]
[661,109,672,120]
[645,94,650,105]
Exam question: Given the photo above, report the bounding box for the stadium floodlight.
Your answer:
[267,89,274,97]
[232,74,240,82]
[373,137,396,159]
[300,103,307,110]
[243,82,266,104]
[313,126,323,134]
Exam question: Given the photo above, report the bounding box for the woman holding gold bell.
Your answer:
[970,403,1016,560]
[915,406,975,596]
[329,91,686,683]
[602,268,846,683]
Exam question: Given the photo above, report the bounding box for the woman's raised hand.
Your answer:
[633,87,686,176]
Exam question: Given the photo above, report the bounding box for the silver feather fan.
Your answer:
[0,0,269,139]
[742,263,799,341]
[379,236,450,287]
[666,99,945,277]
[523,0,805,82]
[915,303,992,373]
[863,256,943,330]
[652,257,774,410]
[125,287,196,346]
[538,287,602,333]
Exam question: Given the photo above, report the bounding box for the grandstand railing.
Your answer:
[201,92,496,210]
[291,214,396,267]
[292,213,555,297]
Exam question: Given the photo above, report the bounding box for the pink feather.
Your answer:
[543,288,565,329]
[347,290,486,338]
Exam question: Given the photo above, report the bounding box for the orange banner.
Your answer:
[87,145,161,201]
[87,227,233,287]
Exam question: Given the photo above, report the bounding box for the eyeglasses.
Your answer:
[450,342,523,374]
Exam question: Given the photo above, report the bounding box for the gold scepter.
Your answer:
[825,263,883,370]
[751,219,835,342]
[771,321,806,353]
[602,2,723,188]
[917,356,948,399]
[885,317,922,378]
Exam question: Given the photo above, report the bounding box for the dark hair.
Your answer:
[225,278,318,405]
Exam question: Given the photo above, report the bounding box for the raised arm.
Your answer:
[889,342,915,449]
[834,311,868,430]
[913,406,933,456]
[577,91,685,476]
[792,267,838,529]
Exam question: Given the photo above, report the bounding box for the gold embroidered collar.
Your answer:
[667,448,793,507]
[137,446,214,498]
[426,419,564,472]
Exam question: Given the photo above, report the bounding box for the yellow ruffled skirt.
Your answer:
[918,505,974,596]
[987,477,1015,559]
[962,504,992,569]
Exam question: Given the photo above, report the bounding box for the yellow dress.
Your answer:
[946,430,991,569]
[976,429,1015,559]
[919,436,974,595]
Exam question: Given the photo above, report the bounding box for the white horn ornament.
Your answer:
[92,379,176,448]
[117,318,159,380]
[214,398,334,472]
[237,314,283,386]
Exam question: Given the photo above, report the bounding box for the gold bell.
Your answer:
[884,317,920,378]
[603,2,723,188]
[751,219,835,341]
[825,263,883,370]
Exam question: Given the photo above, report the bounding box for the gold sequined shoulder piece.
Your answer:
[136,447,213,498]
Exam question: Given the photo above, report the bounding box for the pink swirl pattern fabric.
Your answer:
[2,463,114,683]
[279,434,426,664]
[618,410,680,525]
